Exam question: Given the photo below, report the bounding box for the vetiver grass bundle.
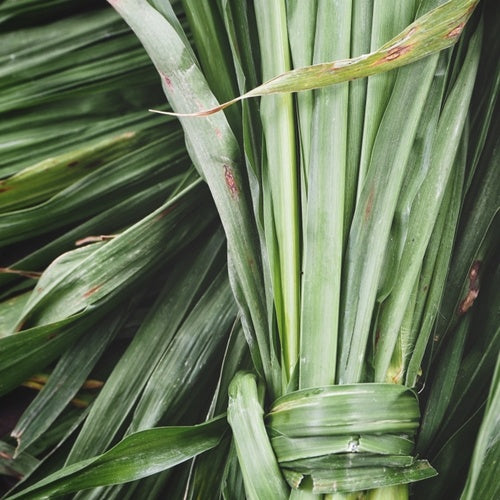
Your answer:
[0,0,498,498]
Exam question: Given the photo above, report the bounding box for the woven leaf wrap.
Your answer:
[228,372,436,496]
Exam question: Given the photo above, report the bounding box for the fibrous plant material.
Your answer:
[0,0,498,498]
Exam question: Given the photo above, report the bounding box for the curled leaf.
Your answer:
[150,0,477,118]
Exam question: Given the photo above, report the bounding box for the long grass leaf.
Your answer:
[286,0,317,204]
[7,417,227,499]
[0,173,186,294]
[110,0,278,397]
[373,23,481,381]
[424,265,500,456]
[460,353,500,500]
[405,137,467,387]
[0,129,186,248]
[414,404,485,500]
[11,312,126,456]
[127,266,237,432]
[432,121,500,351]
[0,442,39,481]
[417,316,470,452]
[299,0,351,388]
[344,0,373,237]
[356,0,416,196]
[14,179,211,329]
[254,0,300,384]
[227,372,289,500]
[0,133,135,213]
[0,313,95,397]
[157,0,478,117]
[180,0,240,133]
[338,57,438,383]
[65,230,225,463]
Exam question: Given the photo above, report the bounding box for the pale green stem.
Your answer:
[374,25,481,381]
[286,0,317,225]
[254,0,300,384]
[299,0,351,388]
[356,0,416,200]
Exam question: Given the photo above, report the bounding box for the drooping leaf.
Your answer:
[152,0,478,117]
[7,417,228,499]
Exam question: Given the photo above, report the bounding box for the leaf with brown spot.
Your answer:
[223,164,239,199]
[458,261,481,314]
[151,0,478,117]
[82,285,102,299]
[11,178,213,330]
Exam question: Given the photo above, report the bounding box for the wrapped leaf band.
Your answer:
[267,384,435,493]
[228,373,436,498]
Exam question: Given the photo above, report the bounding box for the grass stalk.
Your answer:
[299,0,351,388]
[109,0,280,397]
[0,1,493,498]
[254,0,300,384]
[374,24,481,381]
[286,0,317,219]
[344,0,373,239]
[338,54,438,384]
[356,0,416,198]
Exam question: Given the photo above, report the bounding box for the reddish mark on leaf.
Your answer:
[0,186,11,193]
[364,187,375,221]
[215,127,222,139]
[383,44,413,62]
[67,160,79,168]
[445,23,465,39]
[160,71,174,91]
[47,332,58,340]
[375,330,381,346]
[224,164,239,199]
[0,451,12,459]
[155,204,177,221]
[391,369,403,384]
[83,285,102,298]
[458,260,481,315]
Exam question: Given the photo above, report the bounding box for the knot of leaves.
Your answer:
[228,372,435,495]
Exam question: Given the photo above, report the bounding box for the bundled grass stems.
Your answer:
[0,0,498,498]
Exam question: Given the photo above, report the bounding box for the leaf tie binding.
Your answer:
[228,372,436,497]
